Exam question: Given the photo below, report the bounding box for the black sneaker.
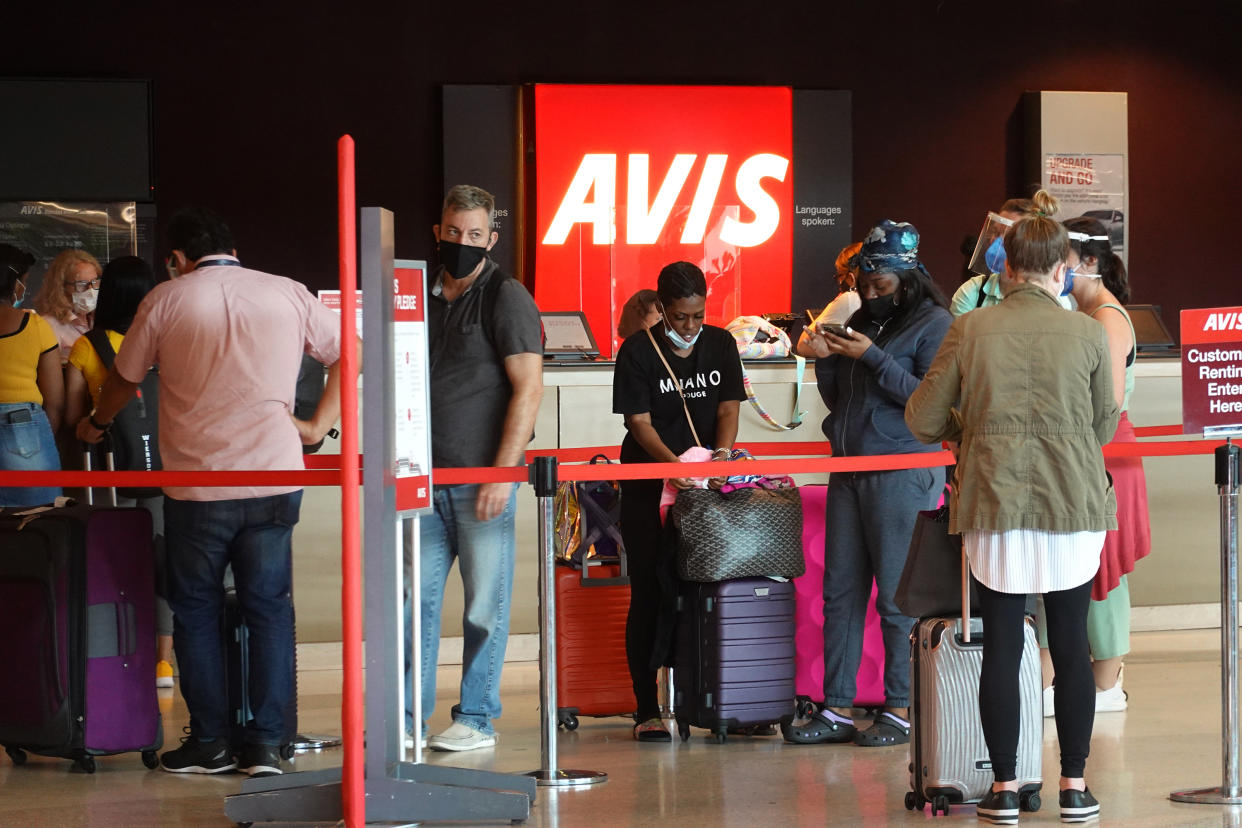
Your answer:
[1059,787,1099,823]
[236,743,283,778]
[160,733,237,774]
[977,788,1020,825]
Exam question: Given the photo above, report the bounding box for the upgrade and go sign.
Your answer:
[532,84,793,358]
[1181,306,1242,437]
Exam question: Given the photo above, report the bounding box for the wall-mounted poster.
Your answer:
[1042,153,1125,256]
[0,201,138,296]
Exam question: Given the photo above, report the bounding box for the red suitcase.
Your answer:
[554,560,636,729]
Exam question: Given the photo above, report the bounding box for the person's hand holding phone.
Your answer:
[818,321,873,360]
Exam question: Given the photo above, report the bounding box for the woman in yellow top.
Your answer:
[65,255,173,686]
[32,249,102,363]
[0,243,65,506]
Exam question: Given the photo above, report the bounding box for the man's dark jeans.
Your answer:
[164,491,302,746]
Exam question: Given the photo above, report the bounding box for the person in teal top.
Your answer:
[951,198,1075,316]
[1040,216,1151,718]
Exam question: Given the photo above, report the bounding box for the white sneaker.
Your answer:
[428,722,497,752]
[1043,684,1055,718]
[1095,681,1128,713]
[403,731,427,750]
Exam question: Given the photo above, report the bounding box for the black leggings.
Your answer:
[977,579,1094,781]
[619,477,665,722]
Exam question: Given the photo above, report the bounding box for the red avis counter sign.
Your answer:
[393,263,432,513]
[533,84,793,358]
[1181,306,1242,437]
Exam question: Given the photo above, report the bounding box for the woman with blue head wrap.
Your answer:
[786,219,952,747]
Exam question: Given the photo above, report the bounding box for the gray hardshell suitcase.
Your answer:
[905,550,1043,816]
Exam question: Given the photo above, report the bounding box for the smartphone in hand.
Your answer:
[819,322,856,339]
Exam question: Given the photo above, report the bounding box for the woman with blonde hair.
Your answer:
[32,249,102,361]
[906,190,1119,824]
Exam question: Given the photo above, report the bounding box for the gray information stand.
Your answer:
[224,208,534,824]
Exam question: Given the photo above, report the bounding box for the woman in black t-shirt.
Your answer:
[611,261,745,741]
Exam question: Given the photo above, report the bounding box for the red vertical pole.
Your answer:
[337,134,364,827]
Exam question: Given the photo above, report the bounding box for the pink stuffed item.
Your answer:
[793,485,886,706]
[658,446,714,521]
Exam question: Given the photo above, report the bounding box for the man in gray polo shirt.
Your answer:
[405,184,544,751]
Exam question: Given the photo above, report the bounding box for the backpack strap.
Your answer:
[974,274,993,309]
[85,329,117,370]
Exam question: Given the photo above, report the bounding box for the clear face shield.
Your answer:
[967,212,1015,276]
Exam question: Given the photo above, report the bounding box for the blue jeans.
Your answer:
[823,466,942,709]
[404,484,517,736]
[164,491,302,745]
[0,402,62,507]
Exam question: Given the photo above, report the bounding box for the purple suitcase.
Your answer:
[673,578,796,742]
[0,504,163,772]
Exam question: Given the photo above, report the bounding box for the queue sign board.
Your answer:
[393,260,433,513]
[1181,306,1242,438]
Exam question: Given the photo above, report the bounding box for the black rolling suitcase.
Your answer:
[223,590,297,758]
[673,578,796,742]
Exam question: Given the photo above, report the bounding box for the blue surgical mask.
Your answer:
[985,236,1007,275]
[1061,267,1076,296]
[665,324,701,349]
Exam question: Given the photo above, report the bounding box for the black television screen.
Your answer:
[0,78,152,202]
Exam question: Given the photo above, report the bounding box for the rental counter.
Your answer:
[291,357,1213,643]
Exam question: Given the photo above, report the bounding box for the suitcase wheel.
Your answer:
[904,791,921,811]
[557,711,579,731]
[142,750,160,769]
[1020,791,1041,812]
[77,756,96,774]
[712,729,726,744]
[676,719,690,742]
[931,794,950,816]
[6,747,26,766]
[280,744,295,760]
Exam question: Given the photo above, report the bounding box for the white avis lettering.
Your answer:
[1203,312,1242,332]
[543,153,789,248]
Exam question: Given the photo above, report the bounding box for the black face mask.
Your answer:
[439,240,489,280]
[865,293,899,321]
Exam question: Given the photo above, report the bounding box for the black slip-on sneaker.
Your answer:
[1059,787,1099,823]
[977,788,1020,825]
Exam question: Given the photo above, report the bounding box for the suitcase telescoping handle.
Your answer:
[81,439,119,507]
[960,544,971,644]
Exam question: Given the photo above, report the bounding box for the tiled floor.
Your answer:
[3,629,1242,826]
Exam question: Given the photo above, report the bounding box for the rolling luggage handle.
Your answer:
[82,437,118,507]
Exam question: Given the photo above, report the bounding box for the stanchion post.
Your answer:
[1172,437,1242,805]
[525,456,607,788]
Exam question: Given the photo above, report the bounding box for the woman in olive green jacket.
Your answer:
[903,192,1119,825]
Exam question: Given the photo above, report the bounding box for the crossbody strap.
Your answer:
[645,327,702,447]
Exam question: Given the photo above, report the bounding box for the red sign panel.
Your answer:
[533,84,793,357]
[394,264,431,513]
[1181,306,1242,436]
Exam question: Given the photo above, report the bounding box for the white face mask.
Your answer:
[72,287,98,315]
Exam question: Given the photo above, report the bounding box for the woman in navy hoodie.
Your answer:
[785,219,952,747]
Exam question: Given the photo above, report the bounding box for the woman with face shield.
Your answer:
[788,220,952,748]
[32,249,102,363]
[1035,217,1150,716]
[905,191,1119,823]
[611,261,746,741]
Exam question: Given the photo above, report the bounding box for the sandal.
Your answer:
[633,717,671,742]
[781,710,857,744]
[852,710,910,746]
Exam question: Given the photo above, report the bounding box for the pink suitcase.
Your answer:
[793,485,885,707]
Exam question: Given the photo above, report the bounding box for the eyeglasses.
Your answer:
[69,278,101,293]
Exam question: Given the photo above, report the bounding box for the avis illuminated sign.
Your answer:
[542,153,790,248]
[1181,306,1242,436]
[533,84,793,358]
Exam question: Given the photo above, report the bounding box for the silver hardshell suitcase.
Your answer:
[905,549,1043,816]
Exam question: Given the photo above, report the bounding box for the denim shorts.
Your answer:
[0,402,62,507]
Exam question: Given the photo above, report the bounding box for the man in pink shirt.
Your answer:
[79,207,342,778]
